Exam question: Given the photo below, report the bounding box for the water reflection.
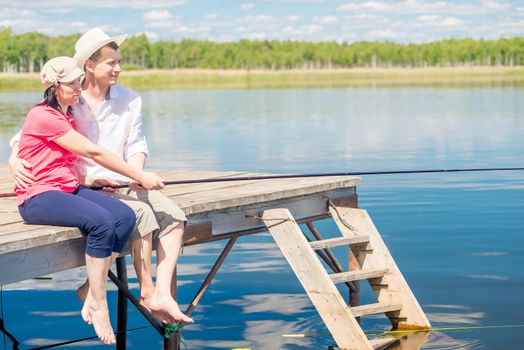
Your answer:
[0,86,523,349]
[218,293,312,315]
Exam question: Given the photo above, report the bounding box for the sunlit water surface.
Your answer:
[0,86,523,349]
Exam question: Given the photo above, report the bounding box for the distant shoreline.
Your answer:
[1,67,523,92]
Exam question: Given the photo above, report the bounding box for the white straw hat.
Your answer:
[73,27,127,68]
[40,56,85,88]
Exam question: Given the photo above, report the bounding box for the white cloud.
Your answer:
[245,15,276,23]
[339,1,391,12]
[46,8,74,14]
[89,0,185,9]
[415,14,465,28]
[144,31,160,41]
[5,0,186,10]
[482,0,512,11]
[439,17,464,27]
[241,2,255,10]
[338,0,473,16]
[0,0,521,44]
[417,15,440,22]
[143,10,172,21]
[0,8,36,19]
[367,29,406,40]
[318,16,338,24]
[246,32,267,39]
[70,21,88,29]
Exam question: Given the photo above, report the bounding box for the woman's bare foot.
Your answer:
[86,301,116,345]
[81,291,93,324]
[148,293,194,324]
[76,279,90,302]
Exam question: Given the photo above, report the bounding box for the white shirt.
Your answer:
[11,84,149,182]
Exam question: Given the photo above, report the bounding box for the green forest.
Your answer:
[1,27,523,72]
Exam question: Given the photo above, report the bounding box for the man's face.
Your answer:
[88,46,122,86]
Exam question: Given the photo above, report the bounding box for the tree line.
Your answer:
[1,27,523,73]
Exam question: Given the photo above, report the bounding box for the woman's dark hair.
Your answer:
[36,86,71,114]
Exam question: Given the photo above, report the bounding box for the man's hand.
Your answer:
[84,176,121,192]
[8,156,35,189]
[136,171,165,191]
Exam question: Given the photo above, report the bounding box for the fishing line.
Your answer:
[2,166,524,198]
[281,323,524,338]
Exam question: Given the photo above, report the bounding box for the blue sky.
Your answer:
[1,0,523,43]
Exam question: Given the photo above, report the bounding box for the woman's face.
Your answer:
[56,77,82,107]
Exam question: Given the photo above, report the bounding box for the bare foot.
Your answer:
[81,291,92,324]
[148,293,194,324]
[138,296,152,313]
[87,301,116,345]
[76,279,89,302]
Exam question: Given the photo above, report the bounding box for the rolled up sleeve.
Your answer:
[124,95,149,160]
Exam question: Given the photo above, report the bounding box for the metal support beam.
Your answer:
[107,270,164,335]
[116,257,128,350]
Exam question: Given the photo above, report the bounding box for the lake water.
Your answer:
[0,85,523,349]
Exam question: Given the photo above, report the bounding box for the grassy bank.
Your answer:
[1,67,524,92]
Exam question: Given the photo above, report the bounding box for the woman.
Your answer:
[15,56,165,345]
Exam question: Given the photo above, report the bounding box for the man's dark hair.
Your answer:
[89,41,119,63]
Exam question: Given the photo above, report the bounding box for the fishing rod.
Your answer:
[1,166,524,198]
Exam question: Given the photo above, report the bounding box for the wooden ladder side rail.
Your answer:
[329,205,431,330]
[261,208,374,350]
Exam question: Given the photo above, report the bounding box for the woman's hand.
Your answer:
[128,180,143,192]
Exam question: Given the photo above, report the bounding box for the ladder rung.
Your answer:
[309,235,370,250]
[350,302,402,318]
[329,268,388,283]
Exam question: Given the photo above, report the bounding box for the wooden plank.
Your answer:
[330,207,431,330]
[309,235,370,250]
[329,269,389,283]
[262,208,373,350]
[0,237,86,285]
[0,165,361,289]
[171,177,360,215]
[350,303,402,318]
[188,188,356,236]
[0,188,356,253]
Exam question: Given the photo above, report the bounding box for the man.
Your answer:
[9,28,193,325]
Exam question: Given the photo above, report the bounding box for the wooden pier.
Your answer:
[0,164,430,350]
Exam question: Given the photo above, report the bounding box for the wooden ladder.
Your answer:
[261,205,431,350]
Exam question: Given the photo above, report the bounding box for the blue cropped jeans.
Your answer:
[18,186,136,258]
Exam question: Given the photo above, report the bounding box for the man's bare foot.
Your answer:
[76,280,89,302]
[138,296,152,312]
[87,301,116,345]
[148,293,194,324]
